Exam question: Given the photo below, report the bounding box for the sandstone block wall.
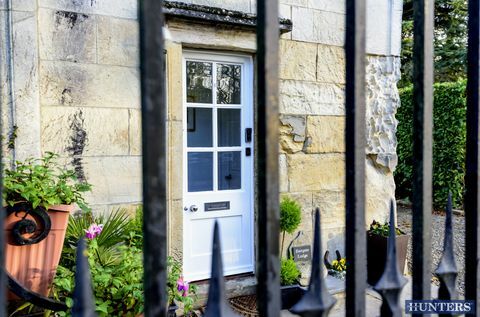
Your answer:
[0,0,403,275]
[1,0,141,212]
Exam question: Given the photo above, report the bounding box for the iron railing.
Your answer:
[1,0,478,316]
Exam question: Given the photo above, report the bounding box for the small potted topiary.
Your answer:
[279,197,304,309]
[366,220,410,285]
[280,197,302,257]
[3,152,91,297]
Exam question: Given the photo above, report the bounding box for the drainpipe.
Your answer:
[5,0,17,165]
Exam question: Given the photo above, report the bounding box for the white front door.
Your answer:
[182,51,254,281]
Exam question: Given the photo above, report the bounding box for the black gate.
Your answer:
[0,0,478,316]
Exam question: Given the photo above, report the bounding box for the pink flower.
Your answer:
[177,276,189,297]
[85,223,104,239]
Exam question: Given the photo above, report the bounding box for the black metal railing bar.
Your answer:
[466,0,480,309]
[139,0,168,316]
[256,0,281,316]
[345,0,367,316]
[411,0,434,307]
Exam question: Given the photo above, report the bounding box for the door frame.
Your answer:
[181,50,255,280]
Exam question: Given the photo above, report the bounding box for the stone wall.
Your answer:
[0,0,403,283]
[0,0,141,212]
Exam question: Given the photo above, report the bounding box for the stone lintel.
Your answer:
[164,1,292,34]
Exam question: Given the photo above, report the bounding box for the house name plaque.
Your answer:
[292,245,312,262]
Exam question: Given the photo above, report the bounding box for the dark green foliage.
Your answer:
[280,258,300,286]
[400,0,467,87]
[396,81,466,208]
[61,209,133,268]
[52,208,197,316]
[368,220,405,238]
[280,197,302,234]
[3,152,91,210]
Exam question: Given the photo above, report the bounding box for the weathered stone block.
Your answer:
[305,116,345,153]
[167,21,256,52]
[169,199,183,261]
[39,0,137,19]
[97,16,139,67]
[280,115,306,154]
[38,9,96,63]
[288,153,345,192]
[313,10,344,46]
[280,80,345,116]
[280,0,308,7]
[41,106,129,156]
[317,44,345,84]
[279,154,288,192]
[366,56,401,171]
[365,157,393,225]
[166,42,183,121]
[0,0,35,11]
[291,6,315,43]
[40,61,140,108]
[308,0,345,14]
[168,120,183,201]
[12,10,41,160]
[129,109,141,156]
[279,40,317,81]
[81,156,142,205]
[313,190,345,228]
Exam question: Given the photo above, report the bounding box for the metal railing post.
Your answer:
[411,0,434,308]
[139,1,168,316]
[465,0,480,308]
[345,0,367,315]
[256,0,281,315]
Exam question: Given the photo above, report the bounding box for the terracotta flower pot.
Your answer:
[5,203,75,298]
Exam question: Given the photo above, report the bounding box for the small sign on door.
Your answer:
[292,245,312,262]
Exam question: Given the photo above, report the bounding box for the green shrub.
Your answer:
[279,197,302,256]
[396,81,466,209]
[51,208,197,316]
[3,152,91,210]
[280,258,300,286]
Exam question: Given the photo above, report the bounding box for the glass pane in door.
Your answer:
[218,151,241,190]
[217,109,241,147]
[188,152,213,192]
[217,64,241,104]
[186,61,213,103]
[187,107,213,147]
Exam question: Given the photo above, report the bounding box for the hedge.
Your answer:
[395,81,466,209]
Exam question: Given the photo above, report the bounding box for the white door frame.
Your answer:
[182,50,255,281]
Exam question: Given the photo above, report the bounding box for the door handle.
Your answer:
[188,205,198,212]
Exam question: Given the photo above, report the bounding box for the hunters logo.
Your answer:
[405,300,475,314]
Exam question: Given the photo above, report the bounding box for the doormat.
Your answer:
[229,295,259,317]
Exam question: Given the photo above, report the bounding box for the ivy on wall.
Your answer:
[396,81,467,209]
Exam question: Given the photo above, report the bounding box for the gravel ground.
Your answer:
[397,205,465,296]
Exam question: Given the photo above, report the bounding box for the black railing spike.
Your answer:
[373,200,407,317]
[72,238,96,317]
[290,208,336,317]
[204,221,241,317]
[435,192,458,303]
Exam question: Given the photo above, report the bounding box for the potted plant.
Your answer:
[3,152,91,297]
[279,197,305,309]
[366,220,410,285]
